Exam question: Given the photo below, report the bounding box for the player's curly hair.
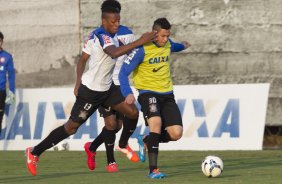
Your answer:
[101,0,121,13]
[153,18,171,30]
[0,32,3,40]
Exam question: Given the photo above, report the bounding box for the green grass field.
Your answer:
[0,150,281,184]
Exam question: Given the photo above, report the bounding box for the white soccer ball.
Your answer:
[201,155,223,177]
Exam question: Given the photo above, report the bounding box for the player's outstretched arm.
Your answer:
[170,39,191,52]
[74,52,90,96]
[104,31,156,58]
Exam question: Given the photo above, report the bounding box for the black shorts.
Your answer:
[138,92,182,127]
[70,83,125,124]
[98,106,124,120]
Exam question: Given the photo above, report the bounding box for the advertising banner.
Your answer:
[0,84,269,150]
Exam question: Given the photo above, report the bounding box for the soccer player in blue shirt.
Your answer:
[0,31,16,136]
[119,18,190,178]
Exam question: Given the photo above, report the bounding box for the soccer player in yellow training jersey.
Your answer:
[119,18,190,179]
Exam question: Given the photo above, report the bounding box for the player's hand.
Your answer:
[125,94,135,104]
[182,41,191,49]
[138,31,157,44]
[5,90,15,105]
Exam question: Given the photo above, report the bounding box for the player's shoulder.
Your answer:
[117,25,133,35]
[93,26,111,37]
[168,38,174,45]
[1,50,12,58]
[86,28,100,40]
[131,46,145,56]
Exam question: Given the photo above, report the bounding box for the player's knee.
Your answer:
[170,133,182,141]
[105,123,117,130]
[169,129,183,141]
[127,108,139,119]
[64,121,80,135]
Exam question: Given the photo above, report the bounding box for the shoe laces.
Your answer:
[152,168,160,174]
[31,155,39,165]
[108,162,117,167]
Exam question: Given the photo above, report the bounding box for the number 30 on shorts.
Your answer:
[149,97,157,104]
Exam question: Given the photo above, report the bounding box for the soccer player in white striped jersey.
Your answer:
[25,0,156,176]
[84,24,139,172]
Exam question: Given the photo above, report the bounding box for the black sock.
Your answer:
[103,128,116,164]
[119,117,137,148]
[143,135,148,144]
[159,128,172,143]
[89,127,106,152]
[32,125,69,156]
[147,132,160,173]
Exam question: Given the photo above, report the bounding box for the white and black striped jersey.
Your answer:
[81,25,135,91]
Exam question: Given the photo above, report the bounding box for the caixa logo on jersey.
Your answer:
[0,98,239,140]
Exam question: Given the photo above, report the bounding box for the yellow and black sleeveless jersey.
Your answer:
[119,39,185,97]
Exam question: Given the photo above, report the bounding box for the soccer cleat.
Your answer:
[116,144,139,162]
[147,169,167,179]
[84,142,96,170]
[25,147,39,176]
[106,162,118,173]
[137,135,146,162]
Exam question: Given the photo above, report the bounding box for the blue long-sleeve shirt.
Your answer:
[0,50,15,93]
[119,39,185,97]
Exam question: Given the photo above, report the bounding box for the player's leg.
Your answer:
[113,103,140,162]
[137,93,166,178]
[26,84,103,176]
[114,102,138,147]
[104,85,139,162]
[88,107,117,162]
[105,115,122,172]
[137,111,149,162]
[160,93,183,142]
[146,117,162,173]
[0,90,6,136]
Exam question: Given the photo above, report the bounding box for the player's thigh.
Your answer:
[112,101,138,119]
[98,106,118,130]
[104,85,138,119]
[103,84,124,108]
[138,93,161,120]
[98,106,115,118]
[70,84,105,125]
[161,94,183,127]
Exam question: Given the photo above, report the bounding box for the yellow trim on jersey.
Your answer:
[132,41,173,93]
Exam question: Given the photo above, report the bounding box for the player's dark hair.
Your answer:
[153,18,171,30]
[101,0,121,13]
[0,32,3,40]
